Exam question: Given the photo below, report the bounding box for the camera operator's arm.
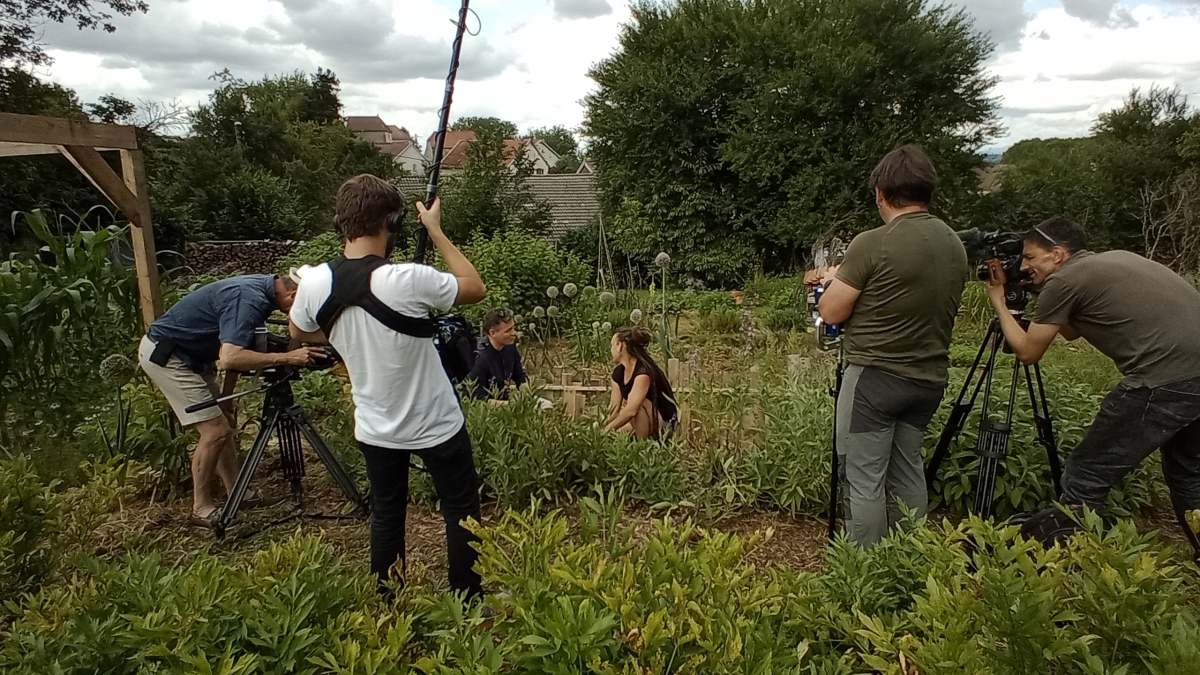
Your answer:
[818,277,861,324]
[288,321,327,347]
[985,260,1061,365]
[415,198,486,305]
[218,343,325,372]
[219,370,239,422]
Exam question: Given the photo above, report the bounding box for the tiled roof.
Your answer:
[391,174,599,242]
[345,116,389,133]
[525,174,599,241]
[377,140,416,156]
[387,125,412,141]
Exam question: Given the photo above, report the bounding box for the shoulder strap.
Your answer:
[316,256,436,339]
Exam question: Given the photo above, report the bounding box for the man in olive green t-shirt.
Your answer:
[819,144,969,548]
[985,217,1200,540]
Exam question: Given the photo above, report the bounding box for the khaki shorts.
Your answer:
[138,335,224,426]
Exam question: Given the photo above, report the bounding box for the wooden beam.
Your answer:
[120,149,164,327]
[0,142,63,157]
[0,112,137,149]
[58,145,143,225]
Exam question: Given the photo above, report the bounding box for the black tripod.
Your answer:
[185,366,370,538]
[827,349,845,540]
[925,316,1063,518]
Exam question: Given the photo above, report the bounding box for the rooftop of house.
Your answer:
[345,116,390,133]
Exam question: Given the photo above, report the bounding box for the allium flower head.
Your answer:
[546,286,559,299]
[546,306,560,318]
[654,252,671,267]
[533,306,546,318]
[99,354,136,385]
[563,283,579,298]
[601,321,612,332]
[629,308,643,323]
[599,291,616,306]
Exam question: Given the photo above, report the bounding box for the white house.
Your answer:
[345,116,427,175]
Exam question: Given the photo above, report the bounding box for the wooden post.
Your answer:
[120,149,164,327]
[564,389,586,418]
[678,401,692,441]
[667,357,680,385]
[561,369,571,388]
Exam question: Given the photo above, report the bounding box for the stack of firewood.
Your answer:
[184,240,299,277]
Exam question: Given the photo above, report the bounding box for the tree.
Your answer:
[438,127,552,241]
[85,93,136,124]
[983,87,1199,251]
[584,0,999,283]
[451,116,518,139]
[528,124,583,173]
[148,69,398,245]
[1,0,148,67]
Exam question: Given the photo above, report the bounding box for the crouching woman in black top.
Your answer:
[604,326,677,440]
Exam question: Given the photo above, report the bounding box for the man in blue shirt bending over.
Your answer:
[137,274,325,528]
[466,307,529,401]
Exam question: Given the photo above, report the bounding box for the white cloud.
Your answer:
[28,1,1200,156]
[985,4,1200,150]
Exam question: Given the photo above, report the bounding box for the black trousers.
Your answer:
[359,425,483,597]
[1063,375,1200,514]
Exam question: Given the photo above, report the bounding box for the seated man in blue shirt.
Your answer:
[137,274,325,527]
[466,307,528,401]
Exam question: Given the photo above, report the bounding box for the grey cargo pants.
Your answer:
[837,365,945,548]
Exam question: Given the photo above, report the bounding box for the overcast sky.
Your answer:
[32,0,1200,153]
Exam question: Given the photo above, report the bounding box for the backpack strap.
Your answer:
[315,255,437,339]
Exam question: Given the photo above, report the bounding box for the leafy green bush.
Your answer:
[0,533,412,675]
[278,231,343,272]
[0,455,56,600]
[698,308,741,333]
[465,229,590,321]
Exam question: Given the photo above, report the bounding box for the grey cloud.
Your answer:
[1036,30,1050,40]
[1000,103,1093,115]
[36,0,516,106]
[1061,0,1139,28]
[551,0,613,21]
[1066,62,1182,81]
[945,0,1028,54]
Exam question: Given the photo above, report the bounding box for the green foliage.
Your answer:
[986,86,1200,251]
[451,116,519,139]
[0,0,147,67]
[0,211,141,413]
[0,454,56,600]
[148,70,398,246]
[438,130,553,241]
[465,229,590,321]
[278,231,344,272]
[585,0,999,282]
[0,533,413,675]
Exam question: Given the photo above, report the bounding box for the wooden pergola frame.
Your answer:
[0,112,164,328]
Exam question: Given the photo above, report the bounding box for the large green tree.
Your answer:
[148,70,398,245]
[584,0,999,282]
[451,116,518,139]
[1,0,147,66]
[438,127,552,241]
[986,86,1200,251]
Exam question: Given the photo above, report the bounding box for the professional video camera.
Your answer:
[252,324,341,372]
[957,228,1030,314]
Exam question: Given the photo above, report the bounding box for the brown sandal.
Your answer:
[188,510,217,529]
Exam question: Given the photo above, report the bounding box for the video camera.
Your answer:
[253,324,341,373]
[957,228,1031,314]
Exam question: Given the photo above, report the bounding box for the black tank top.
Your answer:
[612,362,678,424]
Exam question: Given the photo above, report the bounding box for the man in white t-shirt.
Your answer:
[289,174,487,597]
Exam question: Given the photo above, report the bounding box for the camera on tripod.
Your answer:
[252,324,341,373]
[957,228,1031,314]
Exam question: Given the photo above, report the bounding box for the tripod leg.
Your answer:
[927,319,1003,485]
[215,409,282,537]
[1027,363,1063,497]
[289,405,371,517]
[973,356,1020,518]
[828,360,843,541]
[280,418,306,509]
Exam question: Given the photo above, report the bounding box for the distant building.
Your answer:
[345,115,427,175]
[424,131,566,175]
[393,172,599,243]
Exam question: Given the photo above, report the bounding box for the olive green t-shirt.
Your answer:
[1031,249,1200,389]
[835,212,968,386]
